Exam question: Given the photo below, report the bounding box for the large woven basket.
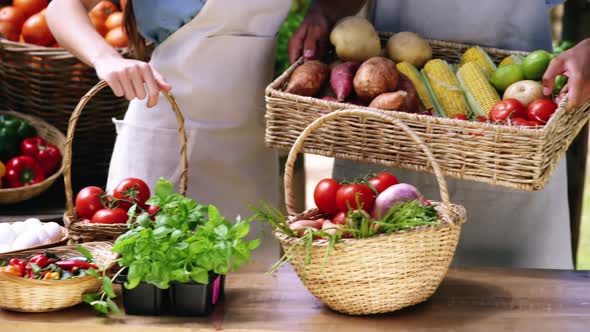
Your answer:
[277,109,466,315]
[0,110,66,205]
[0,242,116,312]
[63,81,188,243]
[0,39,131,189]
[265,36,590,191]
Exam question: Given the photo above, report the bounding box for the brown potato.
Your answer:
[353,57,399,101]
[285,61,329,97]
[369,91,407,110]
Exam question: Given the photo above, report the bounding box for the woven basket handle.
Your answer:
[284,109,451,216]
[64,80,188,219]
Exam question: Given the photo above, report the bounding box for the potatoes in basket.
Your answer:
[369,91,407,110]
[330,16,381,62]
[285,60,329,97]
[387,32,432,67]
[354,57,400,101]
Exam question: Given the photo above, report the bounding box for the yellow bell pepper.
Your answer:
[43,271,60,280]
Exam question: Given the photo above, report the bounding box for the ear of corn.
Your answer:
[396,61,434,110]
[456,62,500,117]
[460,46,496,76]
[422,59,470,118]
[499,54,523,67]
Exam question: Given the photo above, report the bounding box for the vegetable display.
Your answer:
[282,18,573,127]
[253,171,439,272]
[0,247,99,281]
[0,0,127,47]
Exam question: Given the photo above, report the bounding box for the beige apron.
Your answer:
[106,0,291,271]
[334,0,573,269]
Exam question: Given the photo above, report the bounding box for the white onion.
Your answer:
[42,222,64,242]
[36,228,51,245]
[0,244,11,253]
[12,230,41,251]
[11,222,27,235]
[0,223,16,245]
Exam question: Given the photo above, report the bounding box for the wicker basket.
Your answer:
[277,109,466,316]
[0,110,66,205]
[265,37,590,191]
[0,242,116,312]
[0,39,131,189]
[63,81,188,243]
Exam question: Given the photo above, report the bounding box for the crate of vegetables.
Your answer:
[255,109,466,316]
[63,81,187,243]
[0,110,65,204]
[0,1,134,188]
[0,242,116,312]
[265,17,590,191]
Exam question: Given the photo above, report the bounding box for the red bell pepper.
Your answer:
[4,156,45,188]
[21,137,62,177]
[28,254,52,268]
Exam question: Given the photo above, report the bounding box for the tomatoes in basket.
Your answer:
[368,172,399,194]
[89,1,118,22]
[0,21,19,42]
[13,0,48,18]
[75,186,105,220]
[113,178,150,210]
[527,99,557,124]
[105,11,123,30]
[313,178,340,214]
[0,6,27,28]
[489,99,527,123]
[105,26,128,48]
[91,207,128,224]
[336,183,375,213]
[21,11,54,46]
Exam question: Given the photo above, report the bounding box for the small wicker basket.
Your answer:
[277,109,466,316]
[265,37,590,191]
[63,81,188,243]
[0,111,66,205]
[0,242,117,313]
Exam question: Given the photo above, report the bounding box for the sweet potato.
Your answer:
[369,91,407,110]
[330,61,360,101]
[398,73,424,113]
[353,57,399,101]
[285,61,329,97]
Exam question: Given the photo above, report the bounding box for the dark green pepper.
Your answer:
[552,75,568,99]
[0,122,19,162]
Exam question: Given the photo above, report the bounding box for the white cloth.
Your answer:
[333,0,573,269]
[106,0,292,271]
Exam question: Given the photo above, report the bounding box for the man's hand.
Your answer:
[543,38,590,110]
[287,6,331,64]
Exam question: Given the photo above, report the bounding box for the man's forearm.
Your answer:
[315,0,368,24]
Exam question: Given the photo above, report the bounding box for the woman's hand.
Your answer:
[287,6,331,64]
[543,38,590,110]
[94,56,172,108]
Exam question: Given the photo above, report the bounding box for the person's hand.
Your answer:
[288,6,331,64]
[542,38,590,110]
[94,56,172,108]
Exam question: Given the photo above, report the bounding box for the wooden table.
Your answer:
[2,267,590,332]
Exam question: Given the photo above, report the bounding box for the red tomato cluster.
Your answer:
[75,178,158,224]
[313,172,399,218]
[489,98,557,127]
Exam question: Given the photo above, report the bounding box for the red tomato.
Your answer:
[508,117,530,126]
[0,21,19,42]
[476,116,488,122]
[21,11,54,46]
[527,99,557,124]
[489,99,527,123]
[332,212,347,225]
[313,178,340,214]
[368,172,399,193]
[91,208,128,224]
[0,6,27,28]
[147,205,160,215]
[336,183,375,213]
[451,114,468,120]
[113,178,150,210]
[75,186,105,219]
[13,0,48,17]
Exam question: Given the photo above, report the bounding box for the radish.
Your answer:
[372,183,422,219]
[289,219,324,236]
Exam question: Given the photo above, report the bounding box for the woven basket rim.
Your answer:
[0,110,66,193]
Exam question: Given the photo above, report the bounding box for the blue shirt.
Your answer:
[113,0,206,44]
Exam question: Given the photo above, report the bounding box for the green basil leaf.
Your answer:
[214,224,229,239]
[102,277,116,299]
[247,239,261,250]
[155,178,174,199]
[76,246,94,261]
[137,212,151,228]
[232,221,250,239]
[106,298,122,315]
[90,301,109,315]
[191,268,209,285]
[175,242,188,250]
[170,229,183,242]
[83,293,100,304]
[153,226,172,238]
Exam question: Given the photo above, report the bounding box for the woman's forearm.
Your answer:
[46,0,121,67]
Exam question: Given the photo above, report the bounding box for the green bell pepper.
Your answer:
[0,116,37,162]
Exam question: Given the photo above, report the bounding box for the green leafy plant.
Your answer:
[85,178,261,315]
